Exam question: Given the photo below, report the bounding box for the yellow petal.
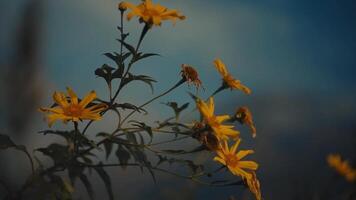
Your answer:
[236,150,254,160]
[66,87,78,104]
[79,90,96,108]
[213,58,228,76]
[238,161,258,170]
[231,139,241,154]
[53,91,69,108]
[213,156,226,165]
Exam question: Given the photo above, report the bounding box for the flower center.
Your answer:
[225,154,239,168]
[64,105,83,117]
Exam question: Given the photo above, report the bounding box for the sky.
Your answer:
[1,0,356,199]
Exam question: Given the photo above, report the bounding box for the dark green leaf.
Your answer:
[103,141,113,160]
[116,145,130,169]
[129,121,153,140]
[79,173,95,200]
[0,134,16,149]
[37,143,71,165]
[112,103,147,114]
[117,39,136,56]
[132,53,160,63]
[94,165,114,200]
[163,102,189,119]
[122,73,156,93]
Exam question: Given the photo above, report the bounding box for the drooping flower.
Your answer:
[327,154,356,182]
[120,0,185,26]
[213,58,251,94]
[196,97,239,141]
[39,87,108,127]
[235,106,257,138]
[214,139,258,179]
[245,172,262,200]
[181,64,202,90]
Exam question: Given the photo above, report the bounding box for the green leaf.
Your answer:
[0,134,16,149]
[95,64,116,85]
[117,39,136,56]
[103,140,113,160]
[129,120,153,140]
[79,173,94,200]
[163,102,189,119]
[37,143,71,165]
[116,145,131,169]
[94,165,114,200]
[132,52,160,63]
[122,73,156,93]
[112,103,147,114]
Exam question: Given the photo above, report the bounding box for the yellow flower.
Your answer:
[235,106,257,138]
[181,64,202,89]
[213,59,251,94]
[327,154,356,182]
[245,172,262,200]
[120,0,185,26]
[39,87,108,127]
[196,97,239,141]
[214,139,258,179]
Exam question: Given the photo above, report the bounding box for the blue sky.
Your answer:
[1,0,356,199]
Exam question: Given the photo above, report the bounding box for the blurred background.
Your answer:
[1,0,356,199]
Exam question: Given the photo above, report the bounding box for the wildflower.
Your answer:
[327,154,356,182]
[213,58,251,94]
[181,64,202,89]
[196,97,239,141]
[245,172,262,200]
[120,0,185,26]
[235,107,257,138]
[39,87,108,127]
[214,139,258,179]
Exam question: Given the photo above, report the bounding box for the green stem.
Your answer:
[73,122,79,154]
[120,78,185,126]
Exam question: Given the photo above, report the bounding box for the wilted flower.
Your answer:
[235,106,257,138]
[213,58,251,94]
[327,154,356,182]
[120,0,185,26]
[245,172,262,200]
[118,2,128,11]
[181,64,202,89]
[192,121,219,151]
[39,87,108,127]
[196,97,239,141]
[214,139,258,179]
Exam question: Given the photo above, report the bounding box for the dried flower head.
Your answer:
[39,87,108,127]
[181,64,202,89]
[235,106,257,138]
[118,2,129,11]
[213,58,251,94]
[121,0,185,26]
[196,97,240,141]
[192,121,219,151]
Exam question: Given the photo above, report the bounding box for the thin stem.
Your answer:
[210,85,226,98]
[111,24,150,103]
[74,122,79,154]
[23,149,35,175]
[120,78,185,126]
[135,23,150,52]
[119,10,124,57]
[79,162,243,187]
